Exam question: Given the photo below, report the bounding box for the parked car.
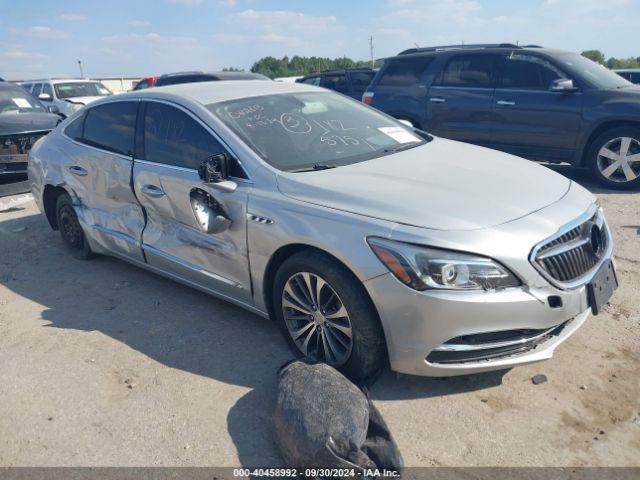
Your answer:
[0,81,60,177]
[20,79,112,118]
[615,69,640,84]
[297,68,376,100]
[132,76,158,91]
[363,44,640,189]
[148,71,269,88]
[28,80,616,379]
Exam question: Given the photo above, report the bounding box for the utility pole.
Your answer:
[369,36,374,69]
[77,60,84,78]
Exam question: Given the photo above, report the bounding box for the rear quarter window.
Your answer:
[82,101,137,156]
[377,56,434,87]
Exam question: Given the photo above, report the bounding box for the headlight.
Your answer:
[367,237,521,291]
[67,102,84,113]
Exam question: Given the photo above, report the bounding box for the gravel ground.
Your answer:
[0,165,638,467]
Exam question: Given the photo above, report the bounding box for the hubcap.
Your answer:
[281,272,353,367]
[597,136,640,183]
[59,206,83,249]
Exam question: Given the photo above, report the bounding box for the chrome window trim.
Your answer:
[133,158,253,185]
[528,204,612,290]
[139,97,252,182]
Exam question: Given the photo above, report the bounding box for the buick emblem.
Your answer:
[589,223,603,256]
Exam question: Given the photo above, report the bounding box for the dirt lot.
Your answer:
[0,166,638,467]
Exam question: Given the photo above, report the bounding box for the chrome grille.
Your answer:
[532,210,608,286]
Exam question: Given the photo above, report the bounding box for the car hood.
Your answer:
[276,138,571,231]
[0,112,60,135]
[64,96,104,105]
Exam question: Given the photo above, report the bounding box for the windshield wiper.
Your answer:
[291,163,338,172]
[382,142,422,154]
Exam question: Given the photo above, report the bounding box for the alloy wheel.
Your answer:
[281,272,353,367]
[597,136,640,183]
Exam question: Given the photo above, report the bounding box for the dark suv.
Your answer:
[297,68,375,100]
[364,44,640,189]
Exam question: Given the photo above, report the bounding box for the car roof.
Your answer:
[158,71,265,79]
[390,44,573,60]
[21,78,102,84]
[116,79,320,105]
[0,81,26,91]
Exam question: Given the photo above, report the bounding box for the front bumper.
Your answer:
[0,154,28,175]
[364,272,593,376]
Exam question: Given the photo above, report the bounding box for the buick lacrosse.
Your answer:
[28,80,617,379]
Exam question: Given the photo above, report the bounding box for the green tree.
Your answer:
[581,50,605,64]
[250,55,371,79]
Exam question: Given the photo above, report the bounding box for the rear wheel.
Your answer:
[587,127,640,189]
[56,193,94,260]
[273,251,386,381]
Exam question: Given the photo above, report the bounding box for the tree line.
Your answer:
[248,56,370,79]
[581,50,640,69]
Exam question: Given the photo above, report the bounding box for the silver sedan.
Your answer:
[28,80,617,379]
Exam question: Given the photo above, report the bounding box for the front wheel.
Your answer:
[273,251,387,381]
[587,127,640,190]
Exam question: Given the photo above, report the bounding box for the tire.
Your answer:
[55,193,94,260]
[273,251,387,382]
[587,126,640,190]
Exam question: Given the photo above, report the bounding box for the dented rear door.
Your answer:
[60,100,145,261]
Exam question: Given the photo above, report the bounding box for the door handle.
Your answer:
[68,166,88,176]
[429,97,446,103]
[141,184,165,198]
[497,100,516,106]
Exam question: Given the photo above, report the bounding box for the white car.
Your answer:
[20,79,112,118]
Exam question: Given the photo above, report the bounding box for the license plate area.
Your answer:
[587,259,618,315]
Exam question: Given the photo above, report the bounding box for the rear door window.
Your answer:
[142,102,246,178]
[322,74,350,93]
[500,54,565,90]
[439,55,498,88]
[377,57,433,87]
[349,71,375,91]
[82,101,137,156]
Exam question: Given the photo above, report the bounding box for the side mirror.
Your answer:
[198,153,229,183]
[550,78,577,92]
[38,93,52,101]
[198,153,237,193]
[189,188,232,234]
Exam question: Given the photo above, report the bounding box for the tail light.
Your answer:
[362,91,374,105]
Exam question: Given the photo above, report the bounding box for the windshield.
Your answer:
[208,92,426,171]
[54,82,112,99]
[0,87,46,115]
[558,53,632,89]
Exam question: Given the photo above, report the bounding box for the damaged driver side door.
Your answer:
[132,100,253,304]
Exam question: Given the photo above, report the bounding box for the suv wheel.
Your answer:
[588,127,640,189]
[273,251,386,381]
[56,194,94,260]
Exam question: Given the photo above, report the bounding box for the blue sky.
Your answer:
[1,0,638,80]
